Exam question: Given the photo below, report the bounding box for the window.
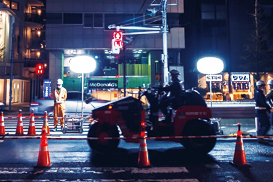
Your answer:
[63,13,82,24]
[94,14,103,27]
[3,0,10,7]
[3,0,10,8]
[11,2,18,10]
[46,13,62,24]
[84,13,93,27]
[201,4,226,20]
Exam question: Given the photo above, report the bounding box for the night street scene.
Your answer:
[1,0,273,181]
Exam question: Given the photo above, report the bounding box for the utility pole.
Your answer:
[9,23,15,111]
[162,0,169,85]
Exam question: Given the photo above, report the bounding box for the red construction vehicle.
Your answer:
[87,87,218,155]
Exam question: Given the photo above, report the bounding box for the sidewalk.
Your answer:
[0,102,31,116]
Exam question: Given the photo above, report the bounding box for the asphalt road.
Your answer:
[1,138,273,181]
[1,116,273,181]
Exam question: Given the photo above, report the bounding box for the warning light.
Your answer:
[112,40,123,49]
[36,64,43,75]
[108,105,112,109]
[113,31,123,40]
[112,31,123,54]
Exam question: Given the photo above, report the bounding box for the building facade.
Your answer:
[0,0,46,106]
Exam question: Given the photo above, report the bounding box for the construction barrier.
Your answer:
[3,116,92,119]
[1,135,273,140]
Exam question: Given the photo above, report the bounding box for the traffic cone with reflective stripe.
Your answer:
[28,109,36,135]
[42,111,50,135]
[137,121,151,167]
[230,123,250,167]
[0,112,5,135]
[15,110,24,135]
[36,128,51,167]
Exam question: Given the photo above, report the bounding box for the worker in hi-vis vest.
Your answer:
[52,79,67,131]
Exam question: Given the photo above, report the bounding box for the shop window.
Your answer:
[3,0,10,8]
[46,13,62,24]
[84,13,93,27]
[63,13,82,24]
[94,14,103,27]
[11,2,19,10]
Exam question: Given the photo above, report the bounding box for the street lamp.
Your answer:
[197,57,224,107]
[70,56,96,116]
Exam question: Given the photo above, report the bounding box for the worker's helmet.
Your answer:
[170,69,180,76]
[57,79,63,85]
[267,80,273,85]
[256,80,265,87]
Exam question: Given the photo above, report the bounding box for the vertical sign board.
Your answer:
[43,79,51,98]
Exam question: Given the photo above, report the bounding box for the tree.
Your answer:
[241,0,272,81]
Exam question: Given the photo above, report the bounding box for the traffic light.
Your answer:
[112,31,123,54]
[36,63,43,74]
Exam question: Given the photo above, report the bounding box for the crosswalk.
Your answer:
[0,166,200,181]
[2,118,90,135]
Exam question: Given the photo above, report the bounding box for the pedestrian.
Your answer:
[53,79,67,131]
[265,80,273,129]
[254,80,271,144]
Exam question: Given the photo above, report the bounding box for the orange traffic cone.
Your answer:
[0,111,5,135]
[137,121,151,167]
[42,111,50,135]
[230,123,250,167]
[36,128,51,167]
[15,110,24,135]
[137,137,151,167]
[28,109,36,135]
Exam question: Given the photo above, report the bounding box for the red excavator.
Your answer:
[87,86,218,155]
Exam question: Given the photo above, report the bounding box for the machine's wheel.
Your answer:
[87,122,120,153]
[180,119,216,155]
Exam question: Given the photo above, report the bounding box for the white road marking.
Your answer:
[131,167,189,173]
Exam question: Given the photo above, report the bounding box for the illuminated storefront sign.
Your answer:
[206,75,222,82]
[64,49,85,55]
[231,74,249,82]
[88,80,118,89]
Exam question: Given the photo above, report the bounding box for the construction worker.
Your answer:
[254,80,271,144]
[159,69,183,123]
[53,79,67,131]
[265,80,273,129]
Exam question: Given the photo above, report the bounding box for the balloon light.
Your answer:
[197,57,224,74]
[70,56,96,73]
